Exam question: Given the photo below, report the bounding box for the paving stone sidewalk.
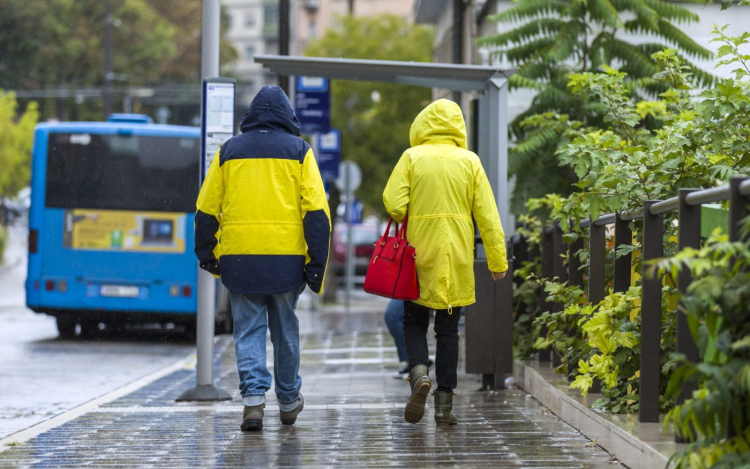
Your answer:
[0,309,620,468]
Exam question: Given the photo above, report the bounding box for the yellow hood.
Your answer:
[409,99,467,149]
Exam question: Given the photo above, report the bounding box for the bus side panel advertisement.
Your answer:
[62,209,187,253]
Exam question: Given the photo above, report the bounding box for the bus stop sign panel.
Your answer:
[201,78,236,183]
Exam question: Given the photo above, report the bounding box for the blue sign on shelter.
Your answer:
[316,129,341,183]
[295,77,330,135]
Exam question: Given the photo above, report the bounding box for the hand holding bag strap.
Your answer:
[398,214,409,242]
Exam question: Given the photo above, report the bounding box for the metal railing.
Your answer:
[504,177,750,430]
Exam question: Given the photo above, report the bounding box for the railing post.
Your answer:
[539,226,554,363]
[588,221,606,305]
[614,214,632,293]
[727,177,750,437]
[552,221,567,368]
[567,223,584,381]
[676,189,701,440]
[587,219,606,394]
[640,201,663,423]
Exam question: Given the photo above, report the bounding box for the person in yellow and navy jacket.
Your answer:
[194,85,331,432]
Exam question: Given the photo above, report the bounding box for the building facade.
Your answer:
[222,0,282,109]
[296,0,416,53]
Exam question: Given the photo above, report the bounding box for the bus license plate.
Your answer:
[100,285,139,298]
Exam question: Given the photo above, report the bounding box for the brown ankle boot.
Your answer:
[404,365,431,424]
[433,391,458,425]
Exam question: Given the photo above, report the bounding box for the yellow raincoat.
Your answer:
[383,99,508,310]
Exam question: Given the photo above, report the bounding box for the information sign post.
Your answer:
[176,75,235,402]
[335,161,362,309]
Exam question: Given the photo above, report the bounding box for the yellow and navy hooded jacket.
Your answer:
[194,85,331,295]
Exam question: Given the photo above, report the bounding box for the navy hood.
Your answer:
[240,85,301,136]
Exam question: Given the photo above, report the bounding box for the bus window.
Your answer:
[45,133,199,213]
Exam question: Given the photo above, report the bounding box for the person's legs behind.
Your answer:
[403,301,432,424]
[230,291,273,431]
[386,300,434,379]
[433,307,461,425]
[384,300,409,377]
[267,282,306,425]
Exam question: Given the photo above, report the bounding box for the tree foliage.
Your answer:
[303,15,434,214]
[479,0,713,213]
[0,0,237,121]
[0,91,38,199]
[516,24,750,429]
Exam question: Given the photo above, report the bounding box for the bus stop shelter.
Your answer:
[254,55,516,237]
[255,55,517,388]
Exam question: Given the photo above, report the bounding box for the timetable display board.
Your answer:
[201,78,236,182]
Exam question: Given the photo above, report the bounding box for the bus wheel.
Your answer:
[56,316,77,339]
[183,319,197,343]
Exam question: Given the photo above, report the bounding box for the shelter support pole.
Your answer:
[477,78,512,238]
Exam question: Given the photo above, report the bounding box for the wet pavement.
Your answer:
[0,224,193,438]
[0,315,619,468]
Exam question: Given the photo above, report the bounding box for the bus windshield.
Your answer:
[45,133,199,212]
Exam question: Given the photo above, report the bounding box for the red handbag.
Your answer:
[363,215,420,300]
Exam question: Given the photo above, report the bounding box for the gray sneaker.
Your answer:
[404,365,431,424]
[241,403,264,432]
[279,394,304,425]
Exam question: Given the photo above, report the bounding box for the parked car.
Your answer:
[332,223,380,277]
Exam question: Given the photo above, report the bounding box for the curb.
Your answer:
[514,359,682,469]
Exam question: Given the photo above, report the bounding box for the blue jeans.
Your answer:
[384,300,407,362]
[230,282,306,412]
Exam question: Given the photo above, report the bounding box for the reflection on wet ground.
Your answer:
[0,309,619,468]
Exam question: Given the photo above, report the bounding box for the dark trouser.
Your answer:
[403,301,462,392]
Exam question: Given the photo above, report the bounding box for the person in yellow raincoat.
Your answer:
[383,98,508,426]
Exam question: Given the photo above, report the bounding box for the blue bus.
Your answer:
[26,114,229,338]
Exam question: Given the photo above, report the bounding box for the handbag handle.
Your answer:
[380,217,400,245]
[398,214,409,242]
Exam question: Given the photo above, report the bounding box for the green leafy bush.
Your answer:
[522,25,750,417]
[653,227,750,468]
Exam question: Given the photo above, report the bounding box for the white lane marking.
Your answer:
[323,358,389,365]
[301,346,394,354]
[0,352,196,452]
[88,403,400,413]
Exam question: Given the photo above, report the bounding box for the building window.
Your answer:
[264,4,278,27]
[245,11,255,27]
[308,20,316,39]
[245,46,255,61]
